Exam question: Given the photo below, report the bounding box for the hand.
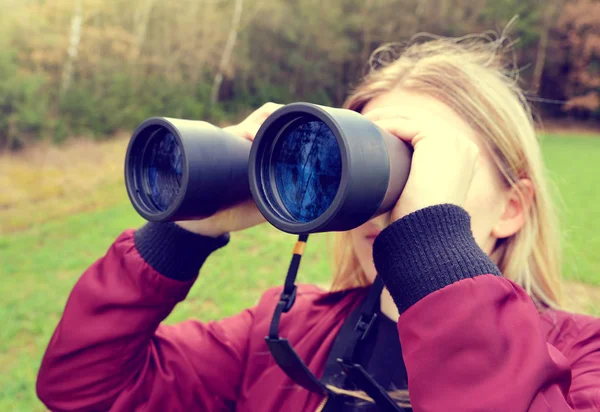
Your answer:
[364,108,480,222]
[221,102,283,140]
[176,102,284,237]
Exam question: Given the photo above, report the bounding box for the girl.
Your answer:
[37,34,600,411]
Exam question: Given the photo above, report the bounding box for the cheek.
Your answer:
[350,227,371,262]
[463,164,507,252]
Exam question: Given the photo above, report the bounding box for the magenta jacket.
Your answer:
[37,205,600,411]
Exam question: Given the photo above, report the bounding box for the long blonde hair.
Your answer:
[325,29,564,410]
[331,32,564,309]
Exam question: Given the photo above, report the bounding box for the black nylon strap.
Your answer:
[320,277,407,411]
[337,361,404,412]
[265,337,329,395]
[266,235,403,410]
[265,234,331,396]
[336,276,403,411]
[342,276,384,363]
[268,234,306,339]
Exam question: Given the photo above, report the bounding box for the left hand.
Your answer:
[222,102,284,140]
[176,102,283,237]
[363,108,480,222]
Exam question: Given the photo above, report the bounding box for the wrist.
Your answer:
[392,197,465,223]
[135,222,230,281]
[374,204,500,313]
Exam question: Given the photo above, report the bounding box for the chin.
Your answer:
[358,241,378,283]
[364,270,378,284]
[350,228,379,283]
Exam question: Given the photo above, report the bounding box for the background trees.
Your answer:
[0,0,598,150]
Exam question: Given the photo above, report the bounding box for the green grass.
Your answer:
[0,133,599,410]
[0,203,333,411]
[542,134,600,286]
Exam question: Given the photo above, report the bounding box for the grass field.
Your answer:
[1,133,599,411]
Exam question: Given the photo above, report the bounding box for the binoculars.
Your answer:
[125,103,412,234]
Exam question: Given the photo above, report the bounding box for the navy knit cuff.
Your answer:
[373,204,501,314]
[134,222,230,281]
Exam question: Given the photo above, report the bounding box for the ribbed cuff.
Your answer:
[134,222,230,281]
[373,204,500,314]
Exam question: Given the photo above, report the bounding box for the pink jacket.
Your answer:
[37,205,600,411]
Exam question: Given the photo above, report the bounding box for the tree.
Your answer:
[556,0,600,115]
[60,0,83,98]
[211,0,244,103]
[531,0,563,94]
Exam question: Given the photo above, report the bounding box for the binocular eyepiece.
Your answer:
[124,103,412,234]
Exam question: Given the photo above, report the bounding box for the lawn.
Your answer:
[0,133,599,411]
[542,134,600,286]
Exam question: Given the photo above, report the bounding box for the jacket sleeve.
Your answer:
[562,318,600,409]
[37,223,254,412]
[373,204,600,411]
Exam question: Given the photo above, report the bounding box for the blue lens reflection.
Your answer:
[273,120,341,222]
[143,131,183,212]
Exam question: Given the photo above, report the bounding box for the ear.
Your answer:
[491,179,534,239]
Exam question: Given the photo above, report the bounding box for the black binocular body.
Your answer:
[125,103,412,234]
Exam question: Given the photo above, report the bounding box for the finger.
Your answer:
[362,107,411,122]
[256,102,284,121]
[240,103,283,136]
[246,122,263,141]
[229,122,261,141]
[245,103,284,139]
[372,118,421,143]
[222,125,253,142]
[259,101,284,112]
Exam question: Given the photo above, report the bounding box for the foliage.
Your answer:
[58,73,223,137]
[0,49,50,150]
[547,0,600,116]
[0,0,599,150]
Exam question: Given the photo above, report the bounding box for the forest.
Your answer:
[1,0,598,151]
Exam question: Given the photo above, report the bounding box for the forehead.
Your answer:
[361,89,480,144]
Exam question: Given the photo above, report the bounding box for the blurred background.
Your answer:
[0,0,599,410]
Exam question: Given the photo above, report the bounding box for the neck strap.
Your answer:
[266,235,404,411]
[265,234,330,395]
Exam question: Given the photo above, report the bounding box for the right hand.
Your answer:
[176,102,283,237]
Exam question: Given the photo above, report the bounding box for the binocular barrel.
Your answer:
[124,103,412,234]
[124,117,252,222]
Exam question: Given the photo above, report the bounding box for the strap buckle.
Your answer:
[280,286,297,313]
[355,313,377,341]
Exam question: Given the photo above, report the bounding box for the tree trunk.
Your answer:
[360,0,375,66]
[188,0,203,85]
[130,0,158,66]
[413,0,427,33]
[532,0,561,94]
[211,0,244,104]
[60,0,83,98]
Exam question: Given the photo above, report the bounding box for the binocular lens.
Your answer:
[272,119,342,223]
[141,129,184,212]
[251,103,412,234]
[126,117,253,222]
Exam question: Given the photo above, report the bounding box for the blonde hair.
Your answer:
[331,32,564,309]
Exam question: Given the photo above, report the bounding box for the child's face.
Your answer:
[350,89,511,283]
